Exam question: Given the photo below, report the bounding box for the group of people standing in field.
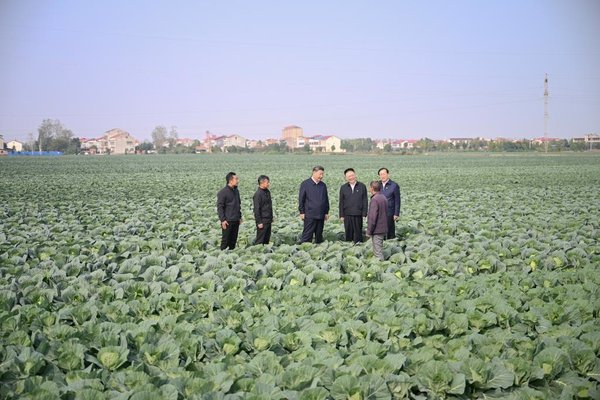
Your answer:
[216,166,401,260]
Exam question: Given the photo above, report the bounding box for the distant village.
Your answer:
[1,124,599,156]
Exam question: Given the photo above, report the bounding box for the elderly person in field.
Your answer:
[367,180,388,260]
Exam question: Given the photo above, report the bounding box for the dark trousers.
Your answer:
[255,223,272,245]
[343,215,363,243]
[301,218,325,244]
[221,220,240,250]
[385,215,395,240]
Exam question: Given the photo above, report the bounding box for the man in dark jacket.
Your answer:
[367,181,388,260]
[339,168,368,244]
[299,166,329,244]
[378,167,401,240]
[217,172,242,250]
[253,175,273,245]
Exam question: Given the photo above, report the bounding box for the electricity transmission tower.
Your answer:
[544,74,549,153]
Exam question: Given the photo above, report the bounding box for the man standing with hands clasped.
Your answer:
[339,168,368,244]
[299,166,329,244]
[217,172,242,250]
[378,167,401,240]
[367,180,388,260]
[253,175,273,245]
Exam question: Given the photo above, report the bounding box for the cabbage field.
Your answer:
[1,153,599,399]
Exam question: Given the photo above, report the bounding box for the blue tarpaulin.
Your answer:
[8,151,64,156]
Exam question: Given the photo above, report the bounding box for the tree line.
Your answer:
[341,138,590,153]
[16,119,592,155]
[19,119,82,154]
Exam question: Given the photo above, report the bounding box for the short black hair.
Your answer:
[377,167,389,175]
[257,175,270,184]
[312,166,325,172]
[344,168,355,175]
[370,181,382,192]
[226,172,237,183]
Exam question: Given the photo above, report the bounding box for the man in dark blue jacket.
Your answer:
[299,166,330,243]
[378,167,401,240]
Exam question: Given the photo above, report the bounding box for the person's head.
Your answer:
[257,175,270,189]
[378,167,390,182]
[370,180,382,194]
[344,168,356,184]
[311,166,325,182]
[226,172,238,187]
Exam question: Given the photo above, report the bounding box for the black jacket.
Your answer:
[380,179,401,216]
[298,178,330,219]
[339,181,368,217]
[253,188,273,224]
[217,185,242,222]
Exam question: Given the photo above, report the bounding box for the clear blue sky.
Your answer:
[1,0,598,142]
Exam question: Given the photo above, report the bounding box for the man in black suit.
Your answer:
[253,175,273,245]
[299,166,329,244]
[217,172,242,250]
[339,168,368,244]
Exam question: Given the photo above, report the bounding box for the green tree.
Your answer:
[416,138,434,152]
[167,126,178,149]
[570,141,586,151]
[37,119,72,152]
[151,126,167,150]
[136,141,154,152]
[64,138,81,155]
[341,140,354,152]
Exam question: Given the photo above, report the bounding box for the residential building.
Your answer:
[449,137,475,147]
[7,140,24,152]
[223,134,247,150]
[322,135,344,152]
[195,143,209,153]
[375,138,417,150]
[300,135,345,153]
[282,125,303,148]
[176,138,196,147]
[211,136,226,149]
[375,139,389,150]
[81,128,139,154]
[264,138,283,146]
[246,139,264,149]
[572,133,599,150]
[573,133,600,145]
[390,139,417,150]
[530,137,561,145]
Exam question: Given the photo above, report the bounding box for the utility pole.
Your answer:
[544,73,549,153]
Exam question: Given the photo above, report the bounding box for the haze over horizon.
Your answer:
[1,0,599,143]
